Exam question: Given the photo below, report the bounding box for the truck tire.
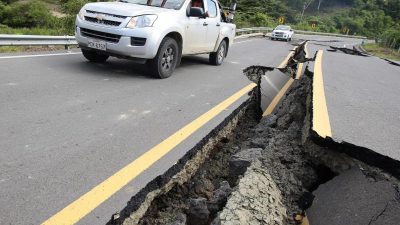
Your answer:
[81,49,109,63]
[209,40,227,66]
[148,37,179,79]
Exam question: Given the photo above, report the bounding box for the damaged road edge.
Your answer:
[108,92,258,225]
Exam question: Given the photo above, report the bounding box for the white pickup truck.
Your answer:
[75,0,236,78]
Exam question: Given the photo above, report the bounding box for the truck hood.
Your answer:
[84,2,171,17]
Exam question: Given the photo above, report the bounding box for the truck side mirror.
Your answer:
[189,7,206,18]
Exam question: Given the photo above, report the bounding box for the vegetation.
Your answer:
[0,0,97,35]
[0,0,399,51]
[220,0,400,50]
[363,43,400,61]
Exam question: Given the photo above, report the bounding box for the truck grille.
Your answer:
[80,28,121,43]
[86,10,127,19]
[84,16,121,27]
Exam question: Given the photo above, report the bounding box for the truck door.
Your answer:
[185,0,208,54]
[204,0,221,52]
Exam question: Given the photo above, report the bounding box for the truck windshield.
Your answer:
[276,25,290,31]
[119,0,186,9]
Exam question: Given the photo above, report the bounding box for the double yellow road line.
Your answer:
[263,42,308,117]
[42,42,316,225]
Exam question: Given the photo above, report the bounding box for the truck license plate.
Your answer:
[88,39,106,51]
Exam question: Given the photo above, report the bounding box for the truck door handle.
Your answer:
[203,22,208,26]
[216,23,221,26]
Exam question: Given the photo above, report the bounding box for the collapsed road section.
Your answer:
[108,43,400,225]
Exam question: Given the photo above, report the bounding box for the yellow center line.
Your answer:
[41,83,257,225]
[263,42,308,117]
[296,63,304,79]
[277,47,296,69]
[295,42,308,80]
[262,78,294,117]
[312,50,332,138]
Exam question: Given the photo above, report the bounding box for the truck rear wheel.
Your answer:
[81,49,109,63]
[209,40,227,66]
[148,37,179,79]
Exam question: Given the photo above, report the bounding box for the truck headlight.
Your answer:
[78,8,85,20]
[126,15,158,29]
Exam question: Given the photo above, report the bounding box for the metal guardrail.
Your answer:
[236,27,367,39]
[0,34,77,48]
[0,27,367,48]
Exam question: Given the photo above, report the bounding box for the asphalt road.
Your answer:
[0,37,296,225]
[307,38,400,161]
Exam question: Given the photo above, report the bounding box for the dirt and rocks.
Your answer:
[137,101,260,225]
[137,73,323,225]
[126,43,400,225]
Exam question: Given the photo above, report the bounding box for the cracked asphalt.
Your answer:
[307,39,400,162]
[0,37,294,225]
[1,33,394,225]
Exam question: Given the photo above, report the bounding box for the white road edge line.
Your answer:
[0,52,81,59]
[0,36,264,59]
[0,37,262,59]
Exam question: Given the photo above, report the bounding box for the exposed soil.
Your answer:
[136,73,329,225]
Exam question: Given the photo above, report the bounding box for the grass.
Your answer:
[363,43,400,61]
[0,45,75,53]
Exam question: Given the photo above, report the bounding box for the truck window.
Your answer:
[120,0,186,10]
[207,0,217,18]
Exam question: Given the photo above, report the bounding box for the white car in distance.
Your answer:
[271,25,294,42]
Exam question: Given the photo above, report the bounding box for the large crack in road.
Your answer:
[107,42,400,225]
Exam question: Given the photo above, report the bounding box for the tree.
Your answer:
[300,0,314,22]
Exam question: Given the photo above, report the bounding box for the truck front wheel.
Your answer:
[81,49,109,63]
[148,37,179,79]
[209,40,227,66]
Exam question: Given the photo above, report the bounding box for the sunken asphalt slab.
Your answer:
[0,37,295,225]
[307,167,400,225]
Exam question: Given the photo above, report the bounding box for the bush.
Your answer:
[2,1,54,28]
[249,12,274,27]
[62,0,97,15]
[380,27,400,49]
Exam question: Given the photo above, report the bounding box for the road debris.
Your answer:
[327,46,369,56]
[307,167,400,225]
[110,45,400,225]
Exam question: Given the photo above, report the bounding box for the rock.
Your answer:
[208,181,233,214]
[187,197,210,225]
[218,162,287,225]
[289,102,304,122]
[287,121,301,139]
[263,114,278,128]
[249,138,267,149]
[277,113,292,129]
[229,148,263,180]
[193,177,215,199]
[210,215,221,225]
[167,213,187,225]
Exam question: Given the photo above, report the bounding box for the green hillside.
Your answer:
[223,0,399,49]
[0,0,399,49]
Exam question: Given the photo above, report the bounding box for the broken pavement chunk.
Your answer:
[187,197,210,225]
[229,148,263,180]
[328,46,369,56]
[307,167,400,225]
